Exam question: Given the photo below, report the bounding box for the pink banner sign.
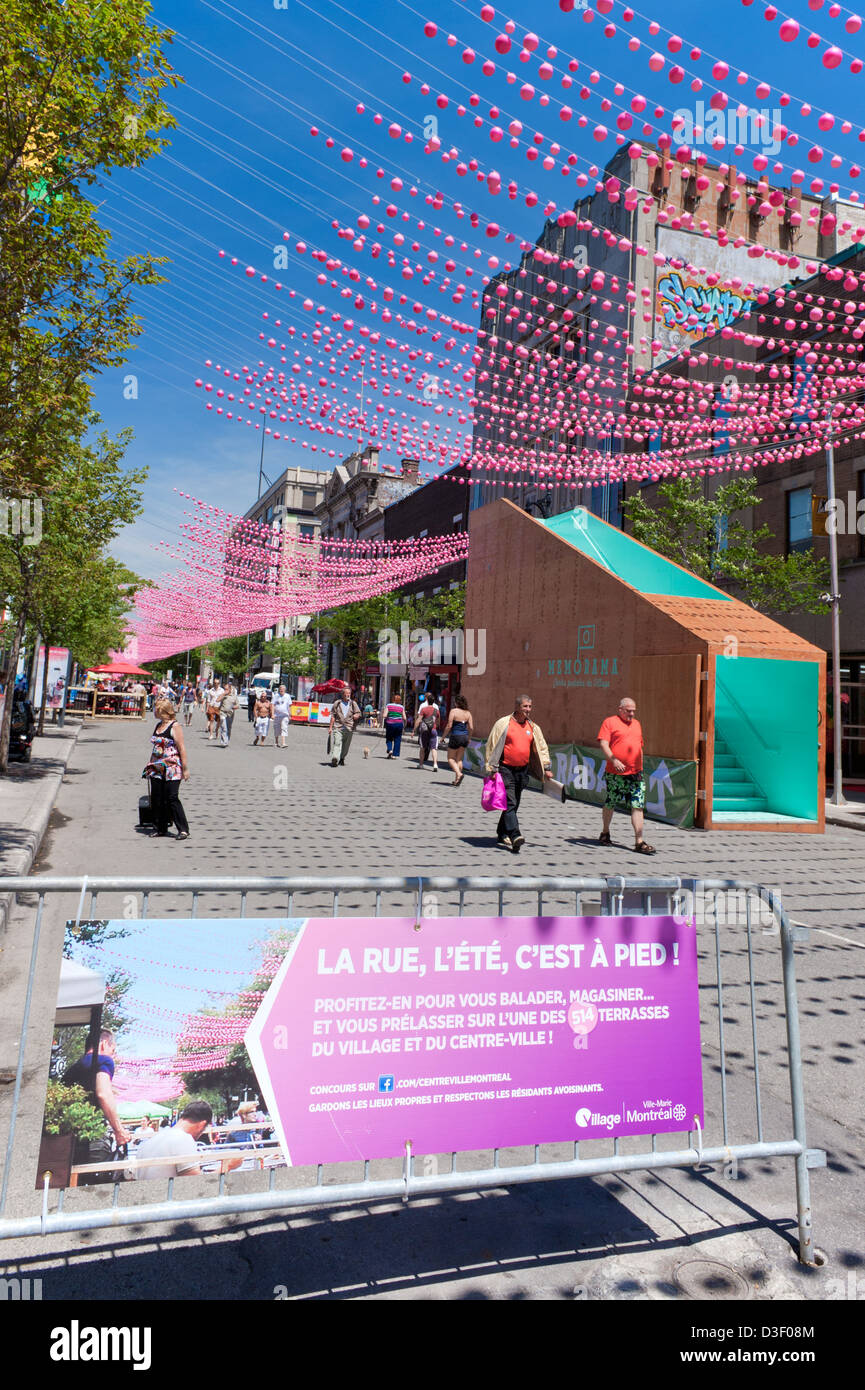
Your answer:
[245,915,704,1166]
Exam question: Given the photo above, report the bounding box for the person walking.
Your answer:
[598,697,655,854]
[484,694,552,853]
[253,689,273,746]
[382,695,407,759]
[143,697,191,840]
[182,683,196,726]
[442,693,474,786]
[206,682,223,740]
[219,683,240,746]
[414,692,441,771]
[328,683,361,766]
[272,684,292,747]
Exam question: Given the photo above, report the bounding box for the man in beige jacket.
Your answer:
[484,695,552,853]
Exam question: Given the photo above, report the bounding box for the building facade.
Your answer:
[620,244,865,780]
[243,464,329,651]
[379,465,470,709]
[470,141,854,524]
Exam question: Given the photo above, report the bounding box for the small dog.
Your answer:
[363,747,370,759]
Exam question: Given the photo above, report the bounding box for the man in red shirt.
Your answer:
[598,697,656,854]
[484,695,552,853]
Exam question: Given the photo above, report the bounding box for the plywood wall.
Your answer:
[464,500,705,750]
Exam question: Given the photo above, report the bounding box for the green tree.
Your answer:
[30,554,143,734]
[1,0,179,498]
[263,634,323,683]
[0,420,147,769]
[320,595,390,678]
[208,634,263,679]
[623,475,830,614]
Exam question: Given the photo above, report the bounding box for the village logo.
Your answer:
[545,624,619,687]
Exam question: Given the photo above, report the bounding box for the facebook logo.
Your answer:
[378,1075,394,1094]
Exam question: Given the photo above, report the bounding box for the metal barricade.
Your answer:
[0,875,825,1263]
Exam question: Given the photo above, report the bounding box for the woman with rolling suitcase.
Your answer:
[142,698,191,839]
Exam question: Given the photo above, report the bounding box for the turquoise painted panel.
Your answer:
[714,656,819,820]
[543,508,733,601]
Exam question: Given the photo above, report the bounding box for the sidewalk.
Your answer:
[0,716,861,1300]
[824,788,865,832]
[0,724,80,932]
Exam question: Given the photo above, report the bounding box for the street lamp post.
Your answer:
[825,415,846,806]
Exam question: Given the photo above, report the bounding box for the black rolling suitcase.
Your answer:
[138,775,155,827]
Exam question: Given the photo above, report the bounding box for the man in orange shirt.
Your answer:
[598,697,655,854]
[484,695,552,853]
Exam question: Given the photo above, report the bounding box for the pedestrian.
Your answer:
[253,689,273,745]
[382,695,407,759]
[142,697,191,839]
[60,1029,131,1184]
[206,682,223,740]
[484,694,552,853]
[272,684,292,747]
[328,682,361,766]
[414,692,441,771]
[442,693,474,786]
[246,683,256,723]
[598,697,655,854]
[182,683,196,726]
[219,682,240,746]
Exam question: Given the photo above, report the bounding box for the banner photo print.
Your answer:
[246,914,704,1167]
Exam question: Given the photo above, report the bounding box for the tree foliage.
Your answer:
[0,0,179,496]
[263,634,323,681]
[320,583,466,676]
[0,0,179,770]
[623,476,830,614]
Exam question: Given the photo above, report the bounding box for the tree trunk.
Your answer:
[0,610,26,776]
[36,637,52,737]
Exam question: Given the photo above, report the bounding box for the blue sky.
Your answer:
[95,0,865,581]
[76,917,301,1060]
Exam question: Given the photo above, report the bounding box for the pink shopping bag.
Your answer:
[481,771,507,812]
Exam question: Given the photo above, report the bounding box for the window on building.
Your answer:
[858,471,865,560]
[787,486,813,554]
[300,523,315,541]
[302,489,317,509]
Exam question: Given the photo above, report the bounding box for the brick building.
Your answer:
[620,244,865,780]
[471,141,860,527]
[379,465,470,708]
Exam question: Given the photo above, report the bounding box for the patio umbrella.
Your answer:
[117,1100,172,1121]
[88,661,152,677]
[311,677,347,695]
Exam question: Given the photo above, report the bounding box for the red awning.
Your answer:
[311,677,348,694]
[88,661,152,677]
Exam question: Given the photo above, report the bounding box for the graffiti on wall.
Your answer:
[655,271,755,358]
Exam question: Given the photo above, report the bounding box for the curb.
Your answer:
[825,804,865,833]
[0,723,81,934]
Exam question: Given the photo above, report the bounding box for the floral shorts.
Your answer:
[605,772,646,812]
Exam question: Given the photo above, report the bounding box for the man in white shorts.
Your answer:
[272,684,292,747]
[253,690,273,746]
